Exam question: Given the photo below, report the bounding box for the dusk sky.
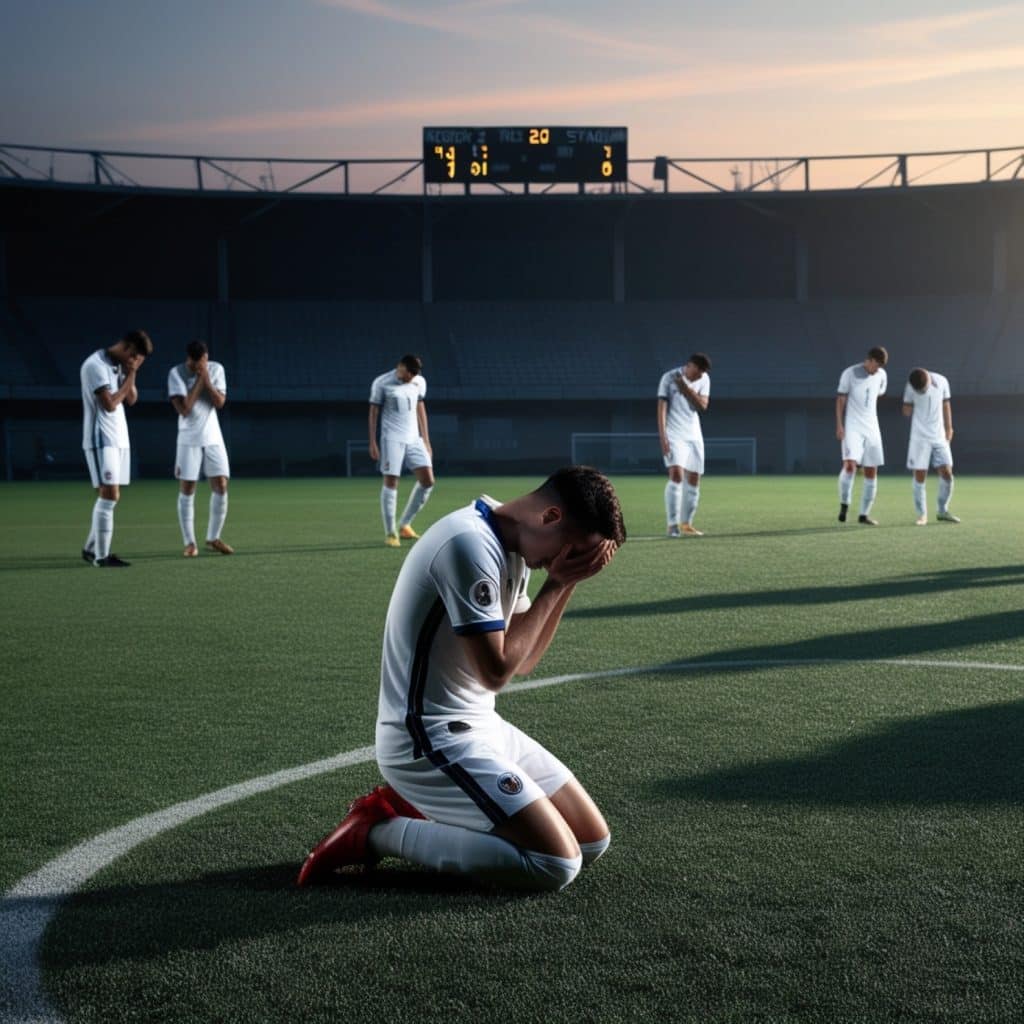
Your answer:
[3,1,1023,166]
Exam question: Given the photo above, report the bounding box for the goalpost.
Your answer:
[570,433,757,475]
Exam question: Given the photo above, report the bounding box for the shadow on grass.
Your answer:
[37,863,528,969]
[0,542,389,571]
[568,564,1024,619]
[648,607,1024,664]
[653,698,1024,807]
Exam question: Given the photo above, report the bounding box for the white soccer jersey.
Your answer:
[81,349,129,449]
[903,370,950,444]
[370,370,426,443]
[168,362,227,447]
[838,363,887,436]
[658,368,710,442]
[375,496,531,767]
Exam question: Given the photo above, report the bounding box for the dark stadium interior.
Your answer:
[1,179,1021,478]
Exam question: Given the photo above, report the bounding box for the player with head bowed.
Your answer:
[836,346,888,526]
[80,329,153,567]
[298,466,626,893]
[658,352,711,537]
[168,340,234,557]
[903,367,960,525]
[368,354,434,547]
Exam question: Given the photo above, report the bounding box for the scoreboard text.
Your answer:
[423,126,628,185]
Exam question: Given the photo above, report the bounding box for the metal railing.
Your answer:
[1,142,1022,196]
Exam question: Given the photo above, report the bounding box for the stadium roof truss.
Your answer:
[1,142,1023,197]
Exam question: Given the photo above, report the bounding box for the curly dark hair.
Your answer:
[399,354,423,376]
[536,466,627,546]
[186,339,209,361]
[908,367,928,391]
[868,346,889,366]
[689,352,711,373]
[122,329,153,357]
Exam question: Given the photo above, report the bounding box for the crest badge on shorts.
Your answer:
[472,579,496,607]
[497,772,523,796]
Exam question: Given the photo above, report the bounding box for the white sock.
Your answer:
[579,835,611,867]
[399,483,433,527]
[84,521,96,554]
[681,481,700,525]
[207,491,228,541]
[381,486,398,535]
[664,480,682,527]
[938,475,954,513]
[912,480,927,517]
[178,493,196,546]
[860,477,878,517]
[838,469,855,505]
[369,817,581,893]
[92,498,117,560]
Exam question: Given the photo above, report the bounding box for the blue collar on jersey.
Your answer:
[474,498,505,547]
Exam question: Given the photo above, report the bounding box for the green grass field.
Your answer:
[2,475,1022,1023]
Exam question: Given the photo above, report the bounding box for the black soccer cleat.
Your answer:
[81,548,95,563]
[838,503,848,523]
[94,554,131,567]
[858,515,879,527]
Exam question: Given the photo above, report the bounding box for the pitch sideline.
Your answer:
[3,656,1023,1024]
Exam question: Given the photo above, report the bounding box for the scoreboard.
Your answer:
[423,126,628,185]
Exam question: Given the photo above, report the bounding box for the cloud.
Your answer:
[108,37,1024,145]
[863,4,1022,43]
[315,0,496,39]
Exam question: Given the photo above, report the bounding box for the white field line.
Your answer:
[2,657,1022,1023]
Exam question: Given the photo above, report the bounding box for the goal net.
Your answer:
[569,433,757,475]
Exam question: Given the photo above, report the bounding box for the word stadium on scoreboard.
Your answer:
[423,127,628,185]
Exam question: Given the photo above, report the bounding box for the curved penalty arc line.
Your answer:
[2,656,1023,1023]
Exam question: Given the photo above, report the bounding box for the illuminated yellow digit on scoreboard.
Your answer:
[433,144,456,180]
[601,145,613,178]
[529,128,550,145]
[471,144,489,177]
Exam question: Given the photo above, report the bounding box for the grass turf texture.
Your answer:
[1,475,1022,1023]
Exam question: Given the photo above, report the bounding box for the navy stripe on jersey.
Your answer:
[428,754,509,827]
[473,499,503,544]
[453,620,504,637]
[405,597,447,760]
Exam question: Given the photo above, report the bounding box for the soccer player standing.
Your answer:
[80,330,153,567]
[297,467,625,893]
[368,354,434,547]
[836,346,888,525]
[168,340,234,557]
[903,367,960,525]
[657,352,711,537]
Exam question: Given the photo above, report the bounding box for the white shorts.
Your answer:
[175,443,231,482]
[907,440,952,471]
[841,431,884,468]
[379,717,574,833]
[664,438,704,475]
[85,447,130,488]
[380,438,432,477]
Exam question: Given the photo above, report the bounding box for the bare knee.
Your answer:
[667,466,683,484]
[494,798,581,861]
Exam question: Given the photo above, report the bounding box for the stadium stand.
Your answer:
[1,177,1021,476]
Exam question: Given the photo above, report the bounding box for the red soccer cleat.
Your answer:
[296,787,397,886]
[379,784,426,820]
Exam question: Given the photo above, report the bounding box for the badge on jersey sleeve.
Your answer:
[471,579,498,609]
[497,772,523,795]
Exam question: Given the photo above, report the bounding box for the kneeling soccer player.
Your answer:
[298,466,626,893]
